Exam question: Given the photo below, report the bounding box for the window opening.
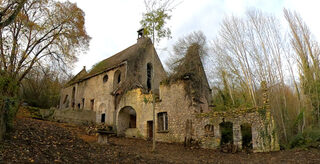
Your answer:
[147,63,152,92]
[101,113,106,123]
[158,112,168,131]
[103,74,109,83]
[90,99,94,110]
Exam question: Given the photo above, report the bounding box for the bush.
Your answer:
[289,127,320,149]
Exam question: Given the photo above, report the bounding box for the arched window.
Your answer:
[103,74,108,83]
[114,70,121,89]
[147,63,152,92]
[117,72,121,83]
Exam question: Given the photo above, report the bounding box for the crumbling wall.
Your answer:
[155,81,210,143]
[53,108,96,125]
[196,108,279,152]
[156,81,279,152]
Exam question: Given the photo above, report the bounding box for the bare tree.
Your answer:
[284,9,320,126]
[0,0,27,29]
[0,0,90,84]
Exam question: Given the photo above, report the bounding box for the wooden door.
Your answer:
[147,121,153,139]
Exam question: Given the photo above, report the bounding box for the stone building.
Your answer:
[57,30,279,152]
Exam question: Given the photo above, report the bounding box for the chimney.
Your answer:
[83,66,86,71]
[137,28,144,40]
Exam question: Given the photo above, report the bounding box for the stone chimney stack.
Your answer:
[137,28,144,42]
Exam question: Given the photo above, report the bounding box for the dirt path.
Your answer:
[1,118,320,163]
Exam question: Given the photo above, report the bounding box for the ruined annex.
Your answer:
[56,30,280,152]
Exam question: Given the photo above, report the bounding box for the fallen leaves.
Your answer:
[1,117,320,163]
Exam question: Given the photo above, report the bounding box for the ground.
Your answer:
[1,116,320,163]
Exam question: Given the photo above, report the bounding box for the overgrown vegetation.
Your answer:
[289,127,320,149]
[206,9,320,148]
[165,32,210,104]
[21,68,63,109]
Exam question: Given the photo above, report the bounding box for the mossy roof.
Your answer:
[65,37,152,87]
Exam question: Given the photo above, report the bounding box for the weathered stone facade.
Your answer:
[57,33,279,152]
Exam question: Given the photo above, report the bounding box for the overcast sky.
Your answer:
[67,0,320,74]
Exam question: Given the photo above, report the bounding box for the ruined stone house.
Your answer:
[57,30,279,152]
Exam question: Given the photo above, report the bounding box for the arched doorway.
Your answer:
[117,106,137,136]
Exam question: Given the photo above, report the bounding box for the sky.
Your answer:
[67,0,320,74]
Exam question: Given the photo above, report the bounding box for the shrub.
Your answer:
[289,127,320,149]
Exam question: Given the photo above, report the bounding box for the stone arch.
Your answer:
[117,106,137,136]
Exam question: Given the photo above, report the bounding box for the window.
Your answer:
[90,99,94,110]
[147,63,152,92]
[101,113,106,123]
[77,103,80,109]
[103,74,108,83]
[113,70,122,89]
[117,72,121,83]
[157,112,168,132]
[72,87,75,108]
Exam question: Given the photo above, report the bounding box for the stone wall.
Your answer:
[195,109,280,152]
[59,65,126,125]
[154,81,279,152]
[53,108,96,125]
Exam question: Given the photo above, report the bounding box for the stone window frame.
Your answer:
[157,112,168,132]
